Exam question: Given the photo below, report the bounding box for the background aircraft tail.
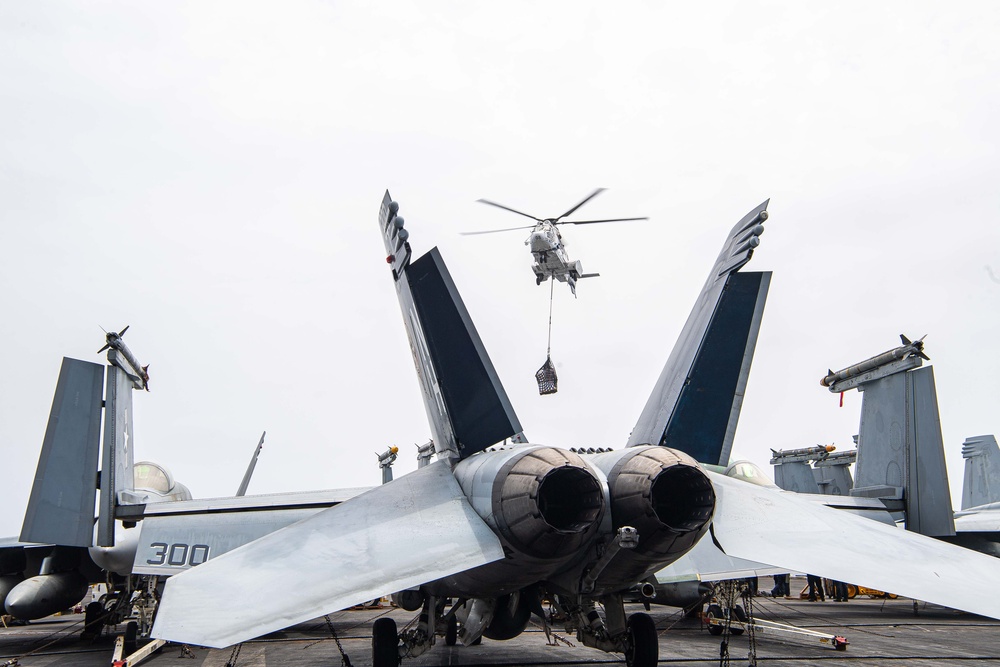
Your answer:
[961,434,1000,510]
[97,358,137,546]
[851,364,955,537]
[378,191,523,461]
[20,358,105,547]
[626,201,771,466]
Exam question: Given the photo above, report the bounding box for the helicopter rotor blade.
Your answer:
[557,217,649,225]
[476,199,543,222]
[460,224,537,236]
[556,188,606,221]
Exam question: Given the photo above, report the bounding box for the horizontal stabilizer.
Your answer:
[151,461,505,648]
[20,358,105,547]
[654,529,784,584]
[628,201,770,466]
[710,471,1000,621]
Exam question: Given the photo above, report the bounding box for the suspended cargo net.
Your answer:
[535,279,559,395]
[536,356,558,395]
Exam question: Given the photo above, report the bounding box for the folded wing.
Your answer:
[151,461,505,648]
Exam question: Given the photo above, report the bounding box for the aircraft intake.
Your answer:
[586,446,715,591]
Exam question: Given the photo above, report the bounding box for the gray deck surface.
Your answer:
[3,579,999,666]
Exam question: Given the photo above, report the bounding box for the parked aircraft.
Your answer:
[146,192,1000,667]
[784,336,1000,554]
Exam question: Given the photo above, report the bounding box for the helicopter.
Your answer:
[463,188,648,296]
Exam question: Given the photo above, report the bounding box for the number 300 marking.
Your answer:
[146,542,210,566]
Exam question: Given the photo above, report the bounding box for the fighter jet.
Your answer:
[149,193,1000,667]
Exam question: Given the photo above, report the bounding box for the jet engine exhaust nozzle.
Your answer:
[603,447,716,558]
[455,446,605,561]
[496,448,604,558]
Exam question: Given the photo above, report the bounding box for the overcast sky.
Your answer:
[2,2,998,536]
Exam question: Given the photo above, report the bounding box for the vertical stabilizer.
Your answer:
[852,366,955,536]
[961,435,1000,510]
[378,192,522,460]
[98,365,136,546]
[20,358,105,547]
[773,462,821,494]
[627,201,770,466]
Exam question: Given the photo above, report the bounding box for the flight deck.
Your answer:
[4,583,999,667]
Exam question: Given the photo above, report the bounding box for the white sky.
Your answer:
[1,1,998,536]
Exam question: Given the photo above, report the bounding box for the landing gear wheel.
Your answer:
[624,612,657,667]
[80,601,104,641]
[372,617,399,667]
[705,604,724,636]
[729,604,747,635]
[445,615,458,646]
[123,621,138,655]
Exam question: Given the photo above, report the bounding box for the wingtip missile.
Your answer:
[821,335,929,388]
[99,325,150,391]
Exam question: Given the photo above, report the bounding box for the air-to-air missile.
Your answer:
[769,444,836,464]
[99,325,150,390]
[820,334,929,389]
[377,446,399,484]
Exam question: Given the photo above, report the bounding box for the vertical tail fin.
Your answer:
[378,192,523,460]
[961,435,1000,510]
[852,366,955,536]
[236,431,266,497]
[20,358,105,547]
[97,364,136,546]
[627,201,771,466]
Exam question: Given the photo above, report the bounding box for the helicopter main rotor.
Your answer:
[463,188,648,235]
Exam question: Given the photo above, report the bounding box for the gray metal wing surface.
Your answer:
[654,530,784,584]
[710,471,1000,621]
[151,460,504,648]
[627,201,770,466]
